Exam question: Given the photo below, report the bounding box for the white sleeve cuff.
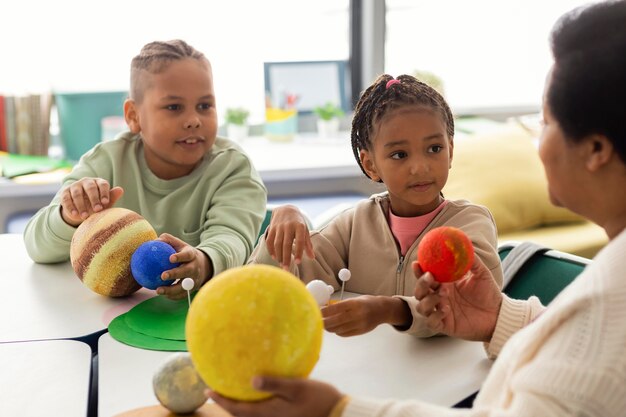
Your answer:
[486,294,542,358]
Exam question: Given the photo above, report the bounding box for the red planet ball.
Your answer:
[417,226,475,283]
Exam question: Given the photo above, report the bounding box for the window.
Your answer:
[0,0,349,125]
[384,0,597,115]
[1,1,601,123]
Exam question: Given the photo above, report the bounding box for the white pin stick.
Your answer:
[182,278,195,307]
[338,268,351,301]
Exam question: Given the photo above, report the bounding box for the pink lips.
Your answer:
[409,182,433,192]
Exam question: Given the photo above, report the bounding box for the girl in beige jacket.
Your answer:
[249,74,503,338]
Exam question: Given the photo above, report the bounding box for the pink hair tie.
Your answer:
[386,79,401,89]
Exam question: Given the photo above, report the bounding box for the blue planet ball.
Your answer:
[131,240,180,290]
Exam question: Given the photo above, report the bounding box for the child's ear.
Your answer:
[448,138,454,168]
[124,99,141,134]
[359,149,381,182]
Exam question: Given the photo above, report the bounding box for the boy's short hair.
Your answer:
[130,39,209,103]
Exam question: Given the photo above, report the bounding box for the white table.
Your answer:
[311,324,491,404]
[0,233,153,343]
[99,334,172,417]
[0,339,91,417]
[99,326,491,417]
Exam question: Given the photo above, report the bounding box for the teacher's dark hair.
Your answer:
[548,0,626,163]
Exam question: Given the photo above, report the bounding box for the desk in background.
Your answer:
[0,134,382,233]
[239,133,379,196]
[0,180,61,234]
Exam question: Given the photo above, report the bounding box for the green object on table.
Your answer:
[0,153,72,178]
[109,314,187,352]
[124,295,194,341]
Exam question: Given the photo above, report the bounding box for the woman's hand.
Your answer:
[265,205,314,269]
[413,256,503,342]
[209,376,343,417]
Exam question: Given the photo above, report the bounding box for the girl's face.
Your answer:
[125,58,218,180]
[360,106,453,217]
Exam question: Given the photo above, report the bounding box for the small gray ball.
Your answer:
[153,352,209,414]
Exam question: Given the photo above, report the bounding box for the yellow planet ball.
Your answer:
[70,207,157,297]
[186,264,323,401]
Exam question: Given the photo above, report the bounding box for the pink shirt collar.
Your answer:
[388,200,448,256]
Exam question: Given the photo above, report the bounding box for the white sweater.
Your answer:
[342,229,626,417]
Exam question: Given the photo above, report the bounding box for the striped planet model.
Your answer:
[70,207,157,297]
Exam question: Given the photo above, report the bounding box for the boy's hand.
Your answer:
[60,178,124,226]
[321,295,410,337]
[413,257,503,342]
[209,376,343,417]
[156,233,213,300]
[265,205,314,269]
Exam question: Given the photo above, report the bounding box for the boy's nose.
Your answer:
[185,117,201,129]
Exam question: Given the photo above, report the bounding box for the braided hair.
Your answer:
[351,74,454,181]
[130,40,209,103]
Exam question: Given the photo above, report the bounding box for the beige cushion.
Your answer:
[444,124,585,234]
[499,222,606,259]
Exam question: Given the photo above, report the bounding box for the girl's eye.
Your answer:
[166,104,181,111]
[390,151,407,160]
[198,103,212,111]
[429,145,443,153]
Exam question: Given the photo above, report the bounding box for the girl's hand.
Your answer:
[265,205,314,269]
[413,257,503,342]
[60,178,124,226]
[156,233,213,300]
[322,295,409,337]
[208,376,343,417]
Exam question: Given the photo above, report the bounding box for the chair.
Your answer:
[499,241,592,305]
[256,207,274,245]
[453,241,592,408]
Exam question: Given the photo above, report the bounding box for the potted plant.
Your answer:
[225,107,250,141]
[412,69,445,97]
[313,102,344,138]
